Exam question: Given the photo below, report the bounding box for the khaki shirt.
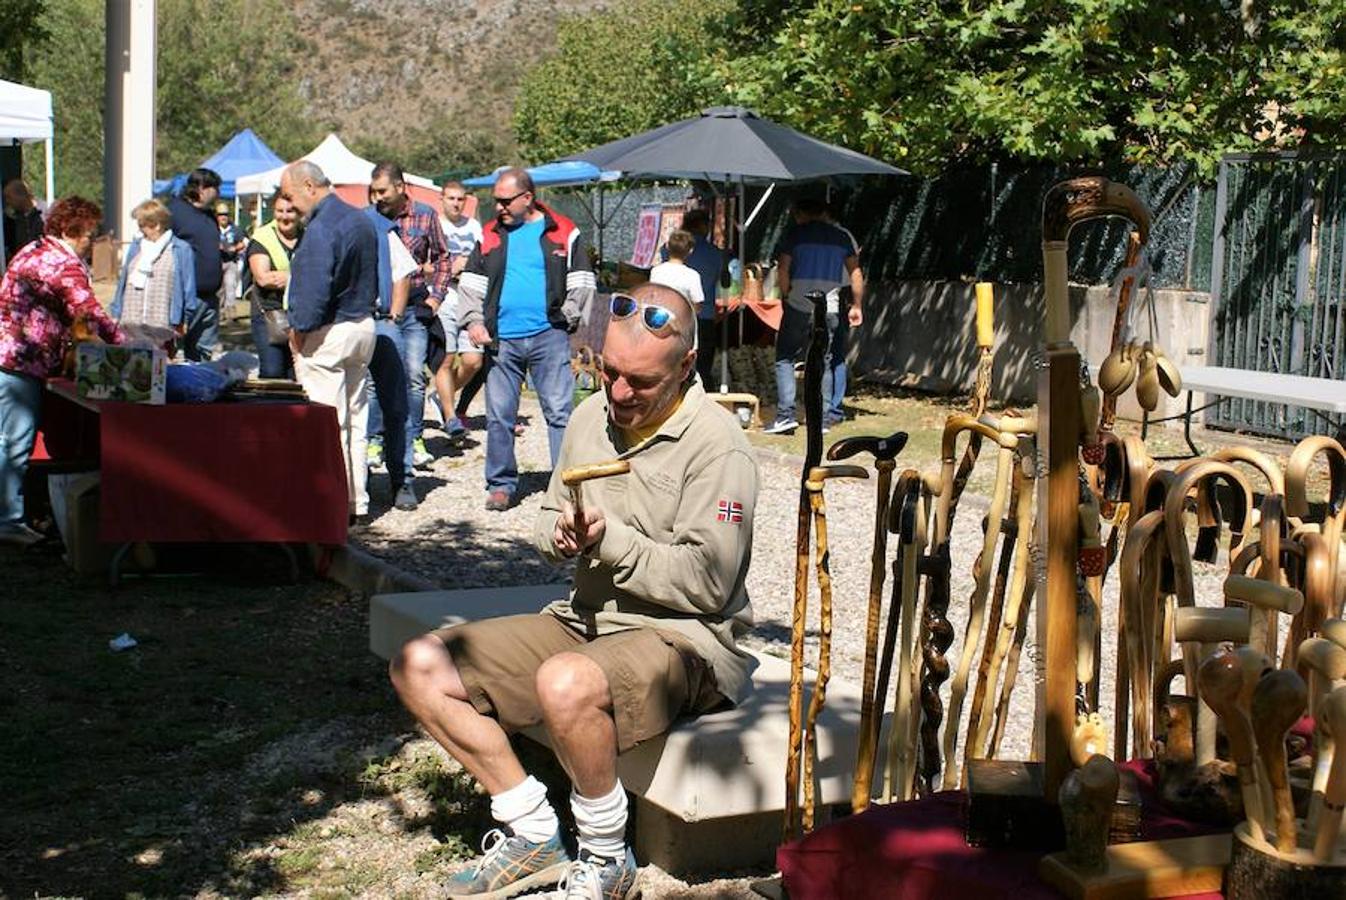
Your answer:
[531,379,760,704]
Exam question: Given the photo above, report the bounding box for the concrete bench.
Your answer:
[370,585,883,873]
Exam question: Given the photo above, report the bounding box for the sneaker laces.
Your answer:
[470,828,510,877]
[557,856,604,899]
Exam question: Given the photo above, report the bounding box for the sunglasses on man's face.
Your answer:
[493,190,529,207]
[610,293,682,334]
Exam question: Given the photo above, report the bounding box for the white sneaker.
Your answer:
[0,523,43,546]
[764,417,799,435]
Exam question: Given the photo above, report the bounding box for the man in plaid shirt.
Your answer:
[370,162,454,468]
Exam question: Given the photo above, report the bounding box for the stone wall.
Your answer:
[851,280,1211,423]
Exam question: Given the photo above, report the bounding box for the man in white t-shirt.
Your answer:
[649,230,704,344]
[433,181,485,441]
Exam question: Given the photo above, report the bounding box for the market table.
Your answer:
[778,760,1227,900]
[34,379,349,550]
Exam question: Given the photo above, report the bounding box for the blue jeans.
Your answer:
[774,305,839,423]
[369,313,429,451]
[484,327,573,494]
[0,370,41,525]
[250,308,293,379]
[366,319,411,486]
[827,314,850,421]
[183,297,220,361]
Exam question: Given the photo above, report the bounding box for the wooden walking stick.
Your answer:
[1198,647,1270,847]
[1038,176,1150,801]
[977,437,1037,759]
[1224,574,1303,667]
[561,460,632,531]
[943,422,1017,789]
[828,432,909,811]
[1313,685,1346,861]
[801,463,868,829]
[1251,668,1309,853]
[877,471,928,802]
[1173,606,1251,766]
[1296,637,1346,839]
[784,290,830,841]
[967,446,1026,763]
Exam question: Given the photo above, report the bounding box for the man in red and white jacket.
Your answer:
[457,167,596,510]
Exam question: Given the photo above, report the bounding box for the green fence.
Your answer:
[1208,154,1346,440]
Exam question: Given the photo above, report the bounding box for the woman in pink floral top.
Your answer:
[0,196,122,545]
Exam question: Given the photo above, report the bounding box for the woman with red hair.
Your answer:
[0,195,122,545]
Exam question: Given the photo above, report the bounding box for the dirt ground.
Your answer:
[0,536,770,898]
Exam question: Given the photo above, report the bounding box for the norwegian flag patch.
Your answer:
[716,499,743,524]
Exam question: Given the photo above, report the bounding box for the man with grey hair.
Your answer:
[458,167,595,511]
[280,160,380,523]
[391,282,759,899]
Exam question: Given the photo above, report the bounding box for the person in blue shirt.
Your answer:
[767,197,865,434]
[457,168,595,511]
[280,160,380,523]
[167,168,224,361]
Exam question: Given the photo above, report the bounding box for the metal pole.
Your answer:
[43,136,54,204]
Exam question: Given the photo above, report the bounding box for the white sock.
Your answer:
[489,775,559,843]
[571,780,629,860]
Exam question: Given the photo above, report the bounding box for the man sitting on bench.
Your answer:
[390,282,760,900]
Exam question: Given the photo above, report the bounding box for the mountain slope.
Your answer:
[292,0,610,170]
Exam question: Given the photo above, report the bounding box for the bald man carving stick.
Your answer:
[391,283,760,899]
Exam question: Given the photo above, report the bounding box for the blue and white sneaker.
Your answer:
[444,827,571,899]
[548,848,639,900]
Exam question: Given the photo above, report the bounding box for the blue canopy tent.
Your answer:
[153,128,285,201]
[463,160,621,188]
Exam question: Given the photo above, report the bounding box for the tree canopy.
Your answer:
[516,0,1346,177]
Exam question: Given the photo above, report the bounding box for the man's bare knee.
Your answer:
[535,652,610,719]
[390,634,467,700]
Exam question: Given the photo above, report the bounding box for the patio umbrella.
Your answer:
[564,106,904,183]
[563,106,906,390]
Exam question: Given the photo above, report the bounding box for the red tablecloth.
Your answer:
[36,381,349,545]
[778,760,1226,900]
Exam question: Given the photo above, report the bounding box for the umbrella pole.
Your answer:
[719,184,733,392]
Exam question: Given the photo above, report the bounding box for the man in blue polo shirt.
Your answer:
[281,160,379,522]
[767,197,864,434]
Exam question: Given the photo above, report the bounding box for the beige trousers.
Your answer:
[294,317,377,515]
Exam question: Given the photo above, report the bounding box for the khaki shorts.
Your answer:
[432,613,727,753]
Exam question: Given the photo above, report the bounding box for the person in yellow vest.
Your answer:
[246,191,301,378]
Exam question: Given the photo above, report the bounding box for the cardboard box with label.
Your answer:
[75,343,167,404]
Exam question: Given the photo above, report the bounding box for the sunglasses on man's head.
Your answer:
[609,293,682,334]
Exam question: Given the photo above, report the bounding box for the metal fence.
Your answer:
[1208,154,1346,440]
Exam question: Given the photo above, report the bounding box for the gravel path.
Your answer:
[355,395,1229,894]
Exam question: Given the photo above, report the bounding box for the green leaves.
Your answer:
[516,0,1346,178]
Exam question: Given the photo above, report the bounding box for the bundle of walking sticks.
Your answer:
[780,176,1346,895]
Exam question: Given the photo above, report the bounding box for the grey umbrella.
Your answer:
[562,106,905,182]
[563,106,906,394]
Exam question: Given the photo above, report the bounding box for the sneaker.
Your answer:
[764,417,799,435]
[393,482,419,511]
[445,827,571,899]
[485,489,514,512]
[547,848,639,900]
[446,415,468,443]
[412,437,434,468]
[367,439,384,471]
[0,522,43,547]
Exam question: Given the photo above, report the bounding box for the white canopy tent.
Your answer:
[0,78,55,270]
[235,132,437,195]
